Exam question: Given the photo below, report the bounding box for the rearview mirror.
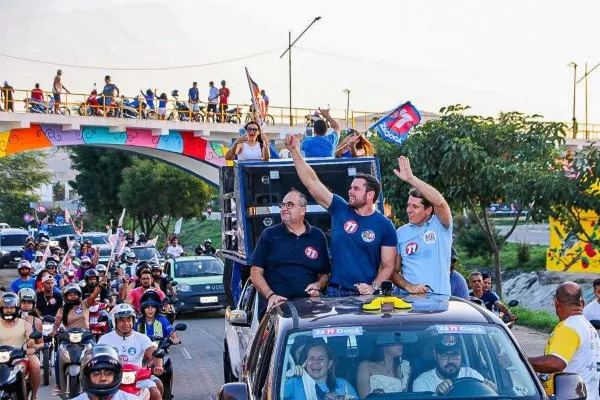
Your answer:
[97,315,109,323]
[226,308,251,328]
[174,323,187,331]
[152,349,166,359]
[170,281,178,286]
[29,331,42,340]
[553,372,586,400]
[169,297,178,305]
[217,382,249,400]
[508,300,519,307]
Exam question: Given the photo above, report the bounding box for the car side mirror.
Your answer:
[217,382,249,400]
[552,372,586,400]
[29,331,42,340]
[589,320,600,330]
[508,300,519,307]
[171,280,178,286]
[169,297,178,305]
[226,308,251,328]
[174,323,187,331]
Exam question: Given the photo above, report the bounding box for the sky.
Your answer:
[1,0,600,123]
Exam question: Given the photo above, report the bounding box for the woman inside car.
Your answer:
[284,341,358,400]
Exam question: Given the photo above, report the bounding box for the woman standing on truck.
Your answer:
[225,121,270,161]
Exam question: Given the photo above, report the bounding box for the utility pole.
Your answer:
[568,62,577,138]
[280,17,322,127]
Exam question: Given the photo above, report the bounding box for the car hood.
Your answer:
[0,245,23,252]
[174,275,224,286]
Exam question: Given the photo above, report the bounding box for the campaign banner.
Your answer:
[369,101,421,146]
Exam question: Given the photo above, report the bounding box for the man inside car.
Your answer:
[413,334,497,395]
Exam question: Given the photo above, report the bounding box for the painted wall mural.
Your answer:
[0,123,231,180]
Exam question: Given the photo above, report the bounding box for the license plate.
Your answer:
[14,257,21,262]
[200,296,218,304]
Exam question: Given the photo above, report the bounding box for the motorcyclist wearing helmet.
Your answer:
[121,251,137,278]
[137,232,147,245]
[71,344,136,400]
[76,255,95,281]
[202,238,216,256]
[151,264,174,296]
[126,271,166,313]
[31,251,45,274]
[82,269,111,304]
[119,261,160,301]
[0,293,41,400]
[98,304,164,400]
[9,260,36,293]
[17,288,44,353]
[23,240,36,262]
[45,259,64,288]
[96,264,108,278]
[135,290,180,344]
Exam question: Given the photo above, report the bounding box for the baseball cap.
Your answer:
[435,334,460,353]
[42,275,54,284]
[375,331,418,345]
[451,247,459,262]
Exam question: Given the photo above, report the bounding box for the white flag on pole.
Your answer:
[173,218,183,235]
[118,209,126,227]
[147,236,158,246]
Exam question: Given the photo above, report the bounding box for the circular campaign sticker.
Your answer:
[343,220,358,234]
[423,230,437,244]
[304,246,318,259]
[361,230,376,243]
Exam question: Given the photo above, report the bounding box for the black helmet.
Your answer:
[194,245,203,255]
[136,261,151,279]
[171,89,179,97]
[63,283,82,305]
[140,290,162,310]
[81,344,123,398]
[0,293,20,320]
[85,269,99,287]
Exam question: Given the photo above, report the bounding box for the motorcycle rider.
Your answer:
[82,269,112,304]
[71,344,137,400]
[45,259,64,288]
[126,271,166,313]
[137,232,147,245]
[469,272,516,321]
[31,251,45,274]
[201,239,216,256]
[18,288,43,333]
[36,275,63,317]
[0,293,41,400]
[120,251,137,278]
[9,260,36,293]
[120,262,160,301]
[51,282,103,394]
[96,264,108,279]
[23,241,36,262]
[135,290,181,344]
[76,256,95,281]
[98,304,164,400]
[151,264,174,296]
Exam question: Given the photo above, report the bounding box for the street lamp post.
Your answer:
[568,62,577,138]
[280,16,322,126]
[343,89,351,128]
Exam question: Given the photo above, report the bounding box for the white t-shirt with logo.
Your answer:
[72,390,138,400]
[97,331,154,366]
[583,299,600,321]
[413,367,485,393]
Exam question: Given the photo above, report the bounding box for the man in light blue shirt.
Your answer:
[301,108,340,158]
[393,156,453,295]
[449,248,469,299]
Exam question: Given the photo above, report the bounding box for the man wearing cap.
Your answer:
[36,275,63,317]
[9,261,36,293]
[449,248,469,300]
[413,334,497,394]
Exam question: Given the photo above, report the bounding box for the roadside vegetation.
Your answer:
[511,305,558,333]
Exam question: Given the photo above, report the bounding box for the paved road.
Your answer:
[498,224,550,245]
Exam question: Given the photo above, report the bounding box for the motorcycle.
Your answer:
[149,322,187,400]
[122,96,148,119]
[120,348,165,400]
[88,301,110,342]
[167,91,192,122]
[41,315,55,386]
[0,332,42,400]
[56,328,94,399]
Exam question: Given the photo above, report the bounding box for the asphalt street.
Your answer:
[497,224,550,245]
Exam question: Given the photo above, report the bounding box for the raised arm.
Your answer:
[284,134,333,208]
[319,108,340,133]
[260,133,270,161]
[394,156,452,228]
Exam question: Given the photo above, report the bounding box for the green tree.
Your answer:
[118,159,213,239]
[52,182,65,201]
[0,152,51,227]
[69,147,134,221]
[374,105,566,295]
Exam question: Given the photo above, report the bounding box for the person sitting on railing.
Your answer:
[99,75,119,108]
[301,108,340,158]
[31,83,44,102]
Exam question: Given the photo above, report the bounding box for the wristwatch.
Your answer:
[371,282,380,292]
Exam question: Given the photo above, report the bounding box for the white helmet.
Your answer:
[110,303,136,329]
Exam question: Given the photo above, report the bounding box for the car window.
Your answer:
[277,324,539,400]
[132,247,161,261]
[0,234,28,247]
[174,259,224,278]
[47,225,75,237]
[82,235,108,245]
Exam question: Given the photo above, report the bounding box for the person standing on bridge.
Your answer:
[529,282,600,399]
[284,134,400,296]
[301,108,340,158]
[250,190,330,318]
[100,75,120,109]
[188,81,200,122]
[218,80,230,118]
[52,70,69,114]
[207,81,218,121]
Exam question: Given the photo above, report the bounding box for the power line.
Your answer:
[0,47,283,71]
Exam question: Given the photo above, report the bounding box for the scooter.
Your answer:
[41,315,55,386]
[120,349,165,400]
[149,322,187,400]
[56,328,94,399]
[0,332,42,400]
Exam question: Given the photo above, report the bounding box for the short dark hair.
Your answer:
[593,278,600,290]
[408,188,433,210]
[314,119,327,135]
[35,83,39,88]
[209,81,214,85]
[481,273,491,281]
[193,82,197,85]
[105,75,111,80]
[354,173,381,201]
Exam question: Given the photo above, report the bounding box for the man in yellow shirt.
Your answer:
[528,282,600,399]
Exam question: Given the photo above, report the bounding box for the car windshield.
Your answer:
[278,324,539,400]
[0,234,28,247]
[47,225,75,237]
[132,247,161,262]
[174,259,224,278]
[82,235,108,245]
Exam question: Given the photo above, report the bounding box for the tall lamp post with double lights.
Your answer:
[343,89,351,128]
[280,16,322,126]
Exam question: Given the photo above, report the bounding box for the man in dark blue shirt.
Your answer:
[250,190,331,317]
[188,81,200,121]
[469,272,515,321]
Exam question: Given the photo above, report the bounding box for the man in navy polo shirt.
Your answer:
[284,134,418,296]
[250,190,330,317]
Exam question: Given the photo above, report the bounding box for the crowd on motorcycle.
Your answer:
[0,231,211,400]
[4,69,271,123]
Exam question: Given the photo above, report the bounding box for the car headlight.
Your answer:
[1,250,8,255]
[0,351,10,363]
[8,362,24,382]
[121,371,137,385]
[178,283,192,292]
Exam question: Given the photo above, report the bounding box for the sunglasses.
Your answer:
[246,127,259,132]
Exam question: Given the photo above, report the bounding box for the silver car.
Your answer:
[80,232,112,264]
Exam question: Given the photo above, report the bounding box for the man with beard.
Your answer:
[413,334,497,394]
[284,135,399,296]
[9,260,36,293]
[126,272,166,313]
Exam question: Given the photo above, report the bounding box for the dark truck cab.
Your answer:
[219,158,383,307]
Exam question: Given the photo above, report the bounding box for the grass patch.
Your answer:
[456,243,547,273]
[511,305,558,333]
[178,218,221,251]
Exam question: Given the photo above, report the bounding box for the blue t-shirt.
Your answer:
[54,273,63,285]
[188,87,199,102]
[55,215,65,225]
[301,132,339,158]
[327,195,397,289]
[396,215,452,296]
[23,249,36,262]
[9,278,36,293]
[251,223,330,301]
[284,376,358,400]
[158,97,167,108]
[134,315,175,338]
[102,83,118,97]
[472,291,500,312]
[450,270,469,300]
[144,94,155,109]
